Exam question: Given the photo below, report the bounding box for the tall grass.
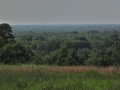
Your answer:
[0,65,118,74]
[0,65,120,90]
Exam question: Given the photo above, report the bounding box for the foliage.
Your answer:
[0,36,4,47]
[0,23,15,44]
[0,23,33,64]
[0,42,34,64]
[1,23,120,66]
[112,41,120,66]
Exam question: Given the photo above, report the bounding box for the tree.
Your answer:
[63,37,91,50]
[46,38,62,52]
[22,34,33,41]
[112,41,120,65]
[110,31,119,41]
[56,46,68,65]
[65,48,78,65]
[43,50,59,65]
[77,48,90,65]
[0,36,4,47]
[56,46,78,66]
[0,23,15,44]
[85,48,113,67]
[0,42,34,64]
[32,51,42,65]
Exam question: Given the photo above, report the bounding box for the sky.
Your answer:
[0,0,120,25]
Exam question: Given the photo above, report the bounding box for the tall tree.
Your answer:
[0,23,15,44]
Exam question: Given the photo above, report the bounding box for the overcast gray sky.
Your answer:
[0,0,120,24]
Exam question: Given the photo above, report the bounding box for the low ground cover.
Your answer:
[0,65,120,90]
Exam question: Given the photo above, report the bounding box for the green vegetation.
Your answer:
[0,65,120,90]
[0,23,33,64]
[0,23,120,66]
[1,23,120,89]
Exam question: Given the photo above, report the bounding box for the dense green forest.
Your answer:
[0,23,120,66]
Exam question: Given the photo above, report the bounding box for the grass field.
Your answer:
[0,65,120,90]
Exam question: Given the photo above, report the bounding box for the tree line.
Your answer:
[0,23,120,66]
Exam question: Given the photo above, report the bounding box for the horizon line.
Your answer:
[11,23,120,25]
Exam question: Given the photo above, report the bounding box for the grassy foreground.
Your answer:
[0,65,120,90]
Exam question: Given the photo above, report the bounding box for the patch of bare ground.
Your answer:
[0,65,119,74]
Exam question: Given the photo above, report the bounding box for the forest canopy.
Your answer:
[0,23,120,66]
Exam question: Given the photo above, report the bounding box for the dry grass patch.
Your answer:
[0,65,119,74]
[43,66,118,74]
